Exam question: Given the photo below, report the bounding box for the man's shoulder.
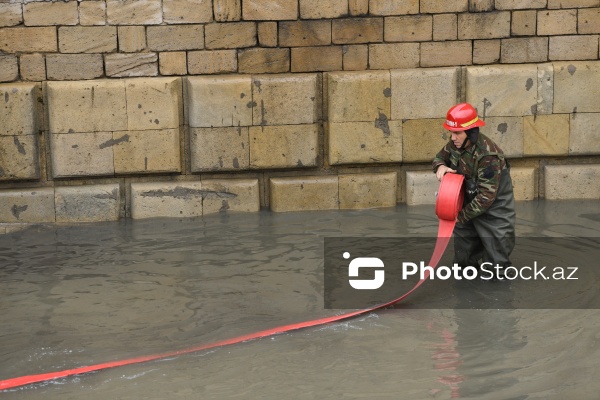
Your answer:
[475,133,504,156]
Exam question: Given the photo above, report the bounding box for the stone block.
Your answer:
[0,27,57,52]
[523,114,570,156]
[214,0,241,21]
[258,22,277,47]
[402,119,449,163]
[270,176,339,212]
[79,1,106,26]
[537,10,577,35]
[147,25,204,51]
[23,1,78,26]
[481,117,524,158]
[495,0,547,9]
[332,18,383,44]
[466,64,539,117]
[125,77,182,131]
[252,74,318,126]
[46,54,104,81]
[0,55,18,82]
[405,171,438,205]
[0,188,55,223]
[0,83,39,136]
[19,53,46,82]
[391,68,459,120]
[385,15,432,42]
[105,53,159,77]
[510,167,536,201]
[553,61,600,113]
[0,4,22,27]
[118,26,146,52]
[433,14,458,41]
[238,48,290,74]
[369,0,419,15]
[420,0,468,13]
[106,0,162,25]
[159,52,187,75]
[569,112,600,155]
[163,0,213,24]
[500,37,548,63]
[205,22,256,50]
[190,127,250,171]
[512,10,536,36]
[50,132,115,178]
[250,124,319,168]
[187,75,252,128]
[0,135,39,181]
[291,46,342,72]
[300,0,348,18]
[474,40,501,64]
[343,45,368,70]
[328,120,402,165]
[113,129,181,174]
[548,0,599,8]
[130,182,203,219]
[339,172,397,209]
[327,71,391,123]
[549,35,599,61]
[579,8,600,34]
[46,80,127,133]
[421,41,473,67]
[55,184,120,223]
[201,178,260,214]
[58,26,117,53]
[188,50,237,74]
[469,0,495,12]
[242,0,298,20]
[369,43,420,69]
[537,63,554,115]
[544,164,600,200]
[279,20,331,47]
[458,12,511,39]
[350,0,369,15]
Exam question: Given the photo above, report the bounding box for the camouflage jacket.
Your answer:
[432,133,508,223]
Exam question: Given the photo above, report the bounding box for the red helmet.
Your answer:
[443,103,486,131]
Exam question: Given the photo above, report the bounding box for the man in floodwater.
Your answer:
[432,103,516,280]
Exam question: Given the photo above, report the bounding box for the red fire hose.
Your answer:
[0,173,464,391]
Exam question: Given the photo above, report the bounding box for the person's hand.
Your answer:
[436,165,457,181]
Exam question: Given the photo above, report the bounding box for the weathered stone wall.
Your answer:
[1,0,599,224]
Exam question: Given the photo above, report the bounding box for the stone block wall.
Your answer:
[1,0,599,223]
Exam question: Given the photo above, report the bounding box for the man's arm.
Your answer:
[457,155,502,223]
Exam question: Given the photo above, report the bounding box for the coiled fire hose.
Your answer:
[0,173,464,391]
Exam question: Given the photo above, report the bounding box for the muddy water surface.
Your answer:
[1,200,599,399]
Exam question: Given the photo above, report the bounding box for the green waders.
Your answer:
[453,168,516,270]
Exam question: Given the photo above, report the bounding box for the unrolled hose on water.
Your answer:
[0,173,465,391]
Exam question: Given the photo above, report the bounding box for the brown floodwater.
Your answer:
[1,200,599,399]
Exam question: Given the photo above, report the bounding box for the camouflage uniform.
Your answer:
[433,132,516,271]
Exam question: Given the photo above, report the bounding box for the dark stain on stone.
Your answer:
[254,79,262,93]
[247,101,257,108]
[567,64,576,76]
[531,104,538,117]
[219,200,230,212]
[99,134,129,149]
[497,123,508,134]
[361,144,366,149]
[68,128,75,133]
[154,119,159,124]
[144,157,148,170]
[4,92,8,103]
[297,159,304,167]
[240,93,246,98]
[525,78,533,91]
[300,184,304,189]
[219,157,224,167]
[233,157,240,168]
[93,189,118,201]
[141,187,237,200]
[138,104,142,109]
[260,99,267,128]
[442,132,448,140]
[13,137,26,155]
[573,107,577,118]
[383,88,392,98]
[0,167,4,177]
[374,110,391,137]
[72,144,79,148]
[482,98,492,119]
[11,204,28,220]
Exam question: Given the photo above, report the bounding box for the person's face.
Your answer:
[451,130,468,149]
